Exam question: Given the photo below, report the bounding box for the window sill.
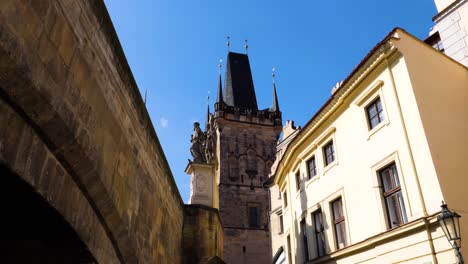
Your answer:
[367,119,390,140]
[295,188,304,199]
[305,175,319,188]
[323,160,338,175]
[308,216,438,264]
[309,255,329,264]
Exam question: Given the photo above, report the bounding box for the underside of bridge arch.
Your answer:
[0,164,95,263]
[0,96,121,262]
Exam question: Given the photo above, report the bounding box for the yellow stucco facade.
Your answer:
[272,28,468,264]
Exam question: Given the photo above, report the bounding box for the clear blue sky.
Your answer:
[104,0,437,202]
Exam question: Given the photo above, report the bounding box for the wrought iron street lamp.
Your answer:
[438,201,463,264]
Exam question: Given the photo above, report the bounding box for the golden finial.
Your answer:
[272,67,276,82]
[218,59,223,74]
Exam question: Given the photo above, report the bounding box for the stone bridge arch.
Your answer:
[0,163,96,263]
[0,98,122,262]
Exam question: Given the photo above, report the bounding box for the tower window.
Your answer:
[248,206,260,228]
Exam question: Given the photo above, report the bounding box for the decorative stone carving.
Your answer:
[196,175,206,192]
[204,115,216,163]
[190,122,206,163]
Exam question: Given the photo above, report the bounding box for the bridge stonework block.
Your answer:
[182,205,224,264]
[0,99,120,262]
[1,0,224,263]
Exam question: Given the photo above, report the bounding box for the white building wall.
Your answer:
[434,0,458,12]
[433,0,468,66]
[280,54,452,263]
[270,184,284,257]
[389,56,445,215]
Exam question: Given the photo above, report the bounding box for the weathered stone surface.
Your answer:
[183,204,224,264]
[0,99,119,262]
[215,112,282,263]
[0,0,198,263]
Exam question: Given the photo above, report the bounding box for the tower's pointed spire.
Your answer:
[223,52,258,110]
[271,68,280,112]
[205,94,210,130]
[216,60,224,104]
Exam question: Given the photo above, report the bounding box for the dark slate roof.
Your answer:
[223,52,258,110]
[216,73,223,104]
[270,81,280,112]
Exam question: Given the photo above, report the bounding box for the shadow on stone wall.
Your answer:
[182,204,224,264]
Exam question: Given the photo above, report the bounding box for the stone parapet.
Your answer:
[215,102,282,126]
[182,204,224,264]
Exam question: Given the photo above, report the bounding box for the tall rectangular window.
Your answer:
[283,191,288,208]
[248,206,259,228]
[379,163,408,229]
[278,214,284,234]
[307,156,317,179]
[332,198,347,249]
[295,171,301,191]
[323,141,335,166]
[366,97,384,129]
[313,209,326,257]
[287,235,292,264]
[300,219,309,261]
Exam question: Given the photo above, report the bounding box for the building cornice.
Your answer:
[433,0,467,22]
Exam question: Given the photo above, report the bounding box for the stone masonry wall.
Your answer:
[215,117,282,264]
[182,205,224,264]
[0,92,120,262]
[0,1,185,262]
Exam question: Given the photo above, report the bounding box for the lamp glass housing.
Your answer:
[438,203,462,249]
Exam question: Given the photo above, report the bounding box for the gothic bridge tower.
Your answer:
[213,51,282,263]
